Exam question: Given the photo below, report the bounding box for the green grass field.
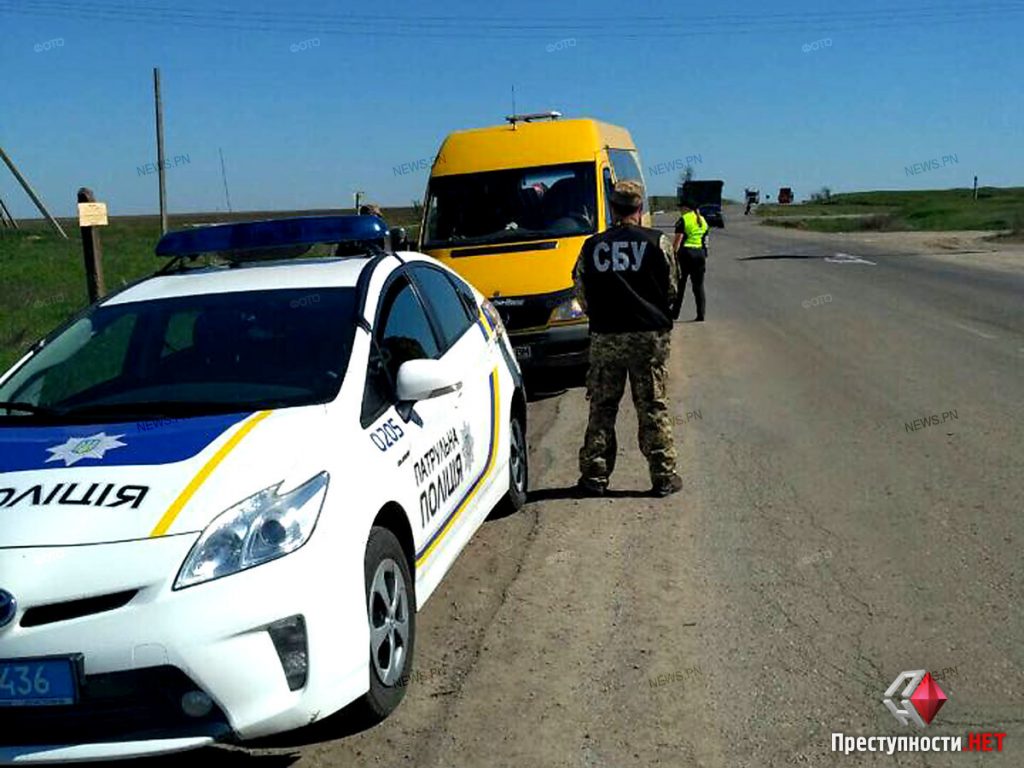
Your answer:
[758,187,1024,233]
[0,206,421,372]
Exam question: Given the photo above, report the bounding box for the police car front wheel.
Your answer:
[354,526,416,722]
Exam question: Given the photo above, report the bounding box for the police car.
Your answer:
[0,216,528,763]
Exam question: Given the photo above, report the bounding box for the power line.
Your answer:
[3,0,1023,39]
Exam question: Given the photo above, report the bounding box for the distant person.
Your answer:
[572,180,683,498]
[672,199,710,322]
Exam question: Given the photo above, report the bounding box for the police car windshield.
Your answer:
[424,162,597,248]
[0,288,358,424]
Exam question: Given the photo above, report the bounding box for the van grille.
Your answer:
[492,289,573,332]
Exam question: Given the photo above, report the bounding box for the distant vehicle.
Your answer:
[678,179,725,228]
[420,111,650,372]
[744,188,760,215]
[0,216,528,762]
[778,187,794,205]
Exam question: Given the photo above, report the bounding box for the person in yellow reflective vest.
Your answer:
[671,199,710,321]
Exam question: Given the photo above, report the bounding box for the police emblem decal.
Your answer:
[461,422,475,473]
[46,433,127,467]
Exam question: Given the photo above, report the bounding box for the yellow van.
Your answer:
[418,112,649,371]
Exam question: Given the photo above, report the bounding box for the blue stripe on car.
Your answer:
[0,412,253,473]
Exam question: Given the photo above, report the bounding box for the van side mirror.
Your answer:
[390,227,409,252]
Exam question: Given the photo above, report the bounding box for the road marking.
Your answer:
[825,252,876,265]
[951,322,997,340]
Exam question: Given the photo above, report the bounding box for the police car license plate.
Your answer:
[0,658,77,706]
[513,345,532,360]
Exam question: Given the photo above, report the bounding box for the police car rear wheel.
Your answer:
[500,410,528,513]
[355,526,416,721]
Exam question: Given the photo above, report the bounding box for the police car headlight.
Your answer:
[174,472,329,589]
[549,296,586,324]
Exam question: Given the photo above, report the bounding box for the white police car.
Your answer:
[0,216,528,763]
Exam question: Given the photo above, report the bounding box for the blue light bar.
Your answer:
[155,215,389,257]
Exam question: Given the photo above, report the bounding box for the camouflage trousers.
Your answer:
[579,330,677,486]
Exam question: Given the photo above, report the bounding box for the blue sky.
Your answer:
[1,0,1021,217]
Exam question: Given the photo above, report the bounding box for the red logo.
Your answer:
[883,670,948,727]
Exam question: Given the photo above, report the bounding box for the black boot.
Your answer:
[651,474,683,497]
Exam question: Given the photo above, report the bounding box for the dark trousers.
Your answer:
[678,248,706,319]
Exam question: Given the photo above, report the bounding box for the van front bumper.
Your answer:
[508,323,589,370]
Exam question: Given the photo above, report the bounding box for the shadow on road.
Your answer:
[244,703,383,749]
[103,747,302,767]
[525,366,587,402]
[528,485,653,503]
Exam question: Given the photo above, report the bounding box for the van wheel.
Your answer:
[352,526,415,722]
[496,409,528,515]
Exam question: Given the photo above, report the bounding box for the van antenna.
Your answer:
[512,85,517,130]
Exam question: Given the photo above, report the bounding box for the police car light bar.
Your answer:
[155,215,389,258]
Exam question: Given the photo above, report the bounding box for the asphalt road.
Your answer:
[158,209,1024,766]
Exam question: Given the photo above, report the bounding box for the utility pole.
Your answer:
[0,146,67,238]
[154,67,168,234]
[218,147,233,213]
[0,195,16,229]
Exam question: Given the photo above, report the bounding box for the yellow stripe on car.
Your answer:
[149,410,273,538]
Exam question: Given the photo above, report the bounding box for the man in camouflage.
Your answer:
[573,180,683,497]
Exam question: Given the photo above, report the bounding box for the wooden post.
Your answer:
[154,68,168,234]
[77,188,106,302]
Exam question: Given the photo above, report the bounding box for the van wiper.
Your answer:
[0,401,58,416]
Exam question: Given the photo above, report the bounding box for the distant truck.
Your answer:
[744,187,760,215]
[778,187,794,205]
[677,179,725,228]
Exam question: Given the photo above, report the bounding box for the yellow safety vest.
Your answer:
[681,210,709,249]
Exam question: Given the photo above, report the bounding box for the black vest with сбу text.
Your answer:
[580,223,673,334]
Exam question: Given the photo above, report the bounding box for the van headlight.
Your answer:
[549,296,586,324]
[174,472,329,589]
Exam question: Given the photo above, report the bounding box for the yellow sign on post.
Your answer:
[77,202,108,227]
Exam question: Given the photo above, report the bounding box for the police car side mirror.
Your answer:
[395,359,462,403]
[390,227,409,252]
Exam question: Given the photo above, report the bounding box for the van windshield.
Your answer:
[424,163,597,249]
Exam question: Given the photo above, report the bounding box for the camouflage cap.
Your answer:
[609,179,645,209]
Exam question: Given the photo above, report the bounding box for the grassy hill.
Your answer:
[758,187,1024,233]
